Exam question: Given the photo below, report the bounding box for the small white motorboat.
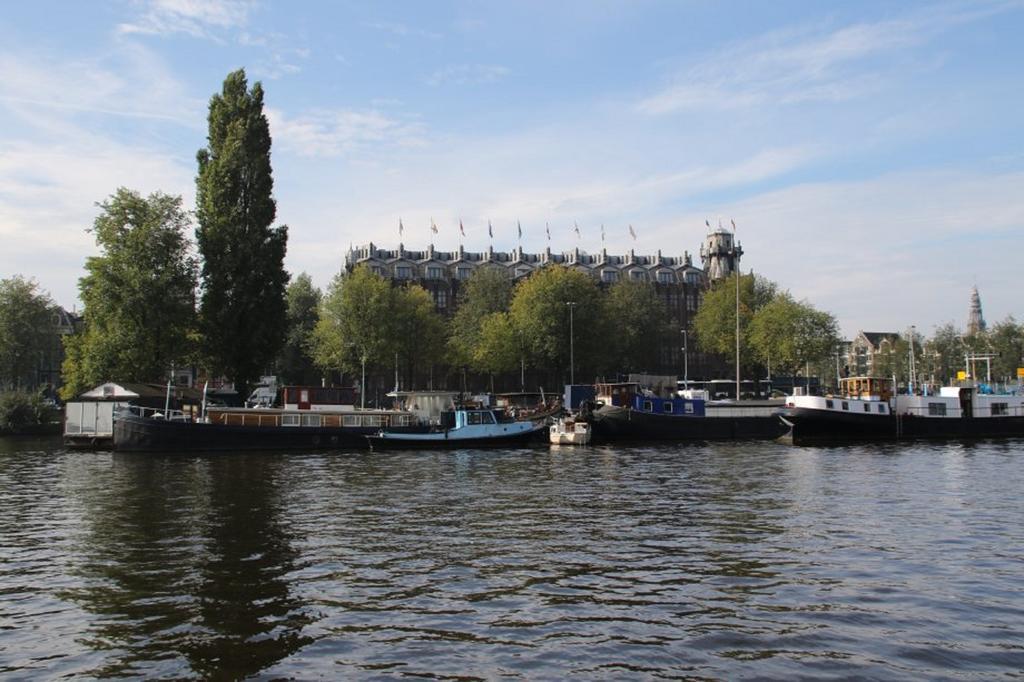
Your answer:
[549,416,591,445]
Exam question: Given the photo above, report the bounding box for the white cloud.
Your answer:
[713,169,1024,335]
[363,21,441,40]
[267,107,426,157]
[425,64,511,87]
[0,45,204,126]
[117,0,253,40]
[637,1,1021,115]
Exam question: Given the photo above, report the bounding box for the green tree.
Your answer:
[196,68,289,398]
[604,278,669,375]
[987,317,1024,383]
[448,266,513,368]
[923,323,964,385]
[508,265,604,381]
[473,311,522,388]
[692,272,776,377]
[392,284,447,390]
[749,293,840,381]
[60,189,197,399]
[276,273,322,385]
[0,276,54,390]
[311,266,393,380]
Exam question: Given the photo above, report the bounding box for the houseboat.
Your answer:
[778,376,1024,443]
[582,382,787,442]
[112,385,426,452]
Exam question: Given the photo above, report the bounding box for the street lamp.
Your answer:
[566,301,577,385]
[681,328,689,388]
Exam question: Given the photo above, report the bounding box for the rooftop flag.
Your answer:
[601,224,605,242]
[430,218,438,234]
[399,218,404,236]
[517,220,522,240]
[705,219,710,228]
[546,222,551,240]
[459,220,466,237]
[629,224,637,240]
[574,221,581,238]
[488,220,493,239]
[731,218,736,232]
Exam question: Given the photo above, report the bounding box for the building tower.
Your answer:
[967,286,986,335]
[699,225,743,281]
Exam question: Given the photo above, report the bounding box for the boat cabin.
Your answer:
[440,408,513,430]
[595,382,706,416]
[839,377,893,402]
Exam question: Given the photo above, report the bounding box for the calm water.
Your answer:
[1,437,1023,680]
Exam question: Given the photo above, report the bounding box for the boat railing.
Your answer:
[121,405,193,422]
[898,403,1024,417]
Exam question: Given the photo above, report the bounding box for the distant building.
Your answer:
[344,225,743,377]
[847,331,900,376]
[967,286,986,335]
[35,306,82,395]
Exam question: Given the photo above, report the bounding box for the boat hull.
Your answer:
[778,406,1024,444]
[366,423,546,450]
[113,412,419,452]
[588,403,787,442]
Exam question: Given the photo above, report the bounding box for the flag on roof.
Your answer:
[517,220,522,239]
[629,224,637,240]
[459,220,466,237]
[601,224,605,242]
[488,221,493,239]
[399,218,404,236]
[705,219,710,228]
[430,218,438,234]
[731,218,736,232]
[574,222,581,238]
[546,222,551,240]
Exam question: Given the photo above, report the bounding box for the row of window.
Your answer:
[641,400,696,414]
[370,264,702,284]
[825,399,887,414]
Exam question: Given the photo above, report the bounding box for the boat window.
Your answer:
[301,414,322,427]
[825,400,834,409]
[663,402,674,413]
[863,403,871,413]
[643,400,653,412]
[992,403,1008,416]
[928,402,947,416]
[343,415,360,427]
[878,404,886,413]
[685,403,694,414]
[841,402,849,411]
[282,414,300,427]
[468,412,482,425]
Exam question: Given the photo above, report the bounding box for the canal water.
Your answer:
[2,437,1023,679]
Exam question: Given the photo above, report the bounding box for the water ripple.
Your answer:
[1,438,1023,678]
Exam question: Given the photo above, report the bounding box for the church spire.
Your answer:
[967,286,986,335]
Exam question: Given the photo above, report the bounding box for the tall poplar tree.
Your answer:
[196,69,289,398]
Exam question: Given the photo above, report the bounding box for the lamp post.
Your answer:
[566,301,577,385]
[360,352,367,409]
[681,328,689,388]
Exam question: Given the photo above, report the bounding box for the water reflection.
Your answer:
[56,452,313,678]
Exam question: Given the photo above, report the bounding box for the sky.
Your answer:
[1,0,1022,338]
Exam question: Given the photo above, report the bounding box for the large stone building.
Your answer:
[344,225,743,377]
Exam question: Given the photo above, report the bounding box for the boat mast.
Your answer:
[734,222,740,402]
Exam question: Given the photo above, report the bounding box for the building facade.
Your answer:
[344,226,743,377]
[846,331,900,376]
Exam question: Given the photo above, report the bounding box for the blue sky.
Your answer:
[1,0,1022,337]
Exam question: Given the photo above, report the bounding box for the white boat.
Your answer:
[549,416,591,445]
[366,407,546,449]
